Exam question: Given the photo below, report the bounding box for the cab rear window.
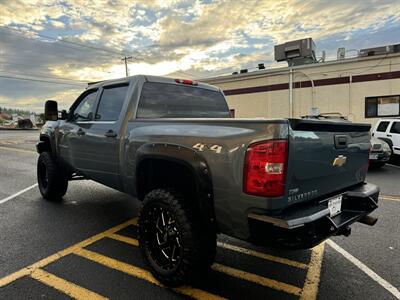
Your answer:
[136,82,230,118]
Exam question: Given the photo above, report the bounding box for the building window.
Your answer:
[365,95,400,118]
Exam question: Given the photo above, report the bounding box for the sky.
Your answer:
[0,0,400,112]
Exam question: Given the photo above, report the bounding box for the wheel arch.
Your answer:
[135,143,216,230]
[37,134,53,154]
[377,137,393,148]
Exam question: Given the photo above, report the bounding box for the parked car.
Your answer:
[369,137,392,168]
[36,75,379,287]
[372,118,400,156]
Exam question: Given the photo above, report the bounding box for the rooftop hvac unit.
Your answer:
[274,38,317,66]
[359,44,400,57]
[337,48,346,60]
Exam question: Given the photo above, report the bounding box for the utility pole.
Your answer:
[121,56,132,77]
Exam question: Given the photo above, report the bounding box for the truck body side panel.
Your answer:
[122,119,288,238]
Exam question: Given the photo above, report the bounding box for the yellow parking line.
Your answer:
[217,241,308,269]
[108,233,139,246]
[109,233,307,270]
[0,146,36,154]
[30,268,108,300]
[0,268,31,288]
[300,242,325,300]
[109,232,308,270]
[74,248,225,300]
[0,216,318,299]
[380,195,400,202]
[108,232,307,296]
[0,218,137,288]
[212,263,302,296]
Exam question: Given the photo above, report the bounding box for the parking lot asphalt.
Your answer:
[0,130,399,300]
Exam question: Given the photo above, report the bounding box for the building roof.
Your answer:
[202,52,400,84]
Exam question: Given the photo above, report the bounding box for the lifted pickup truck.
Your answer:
[37,75,379,286]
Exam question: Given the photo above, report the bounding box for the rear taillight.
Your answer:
[243,140,288,197]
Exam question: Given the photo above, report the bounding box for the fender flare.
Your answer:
[135,143,216,229]
[37,134,56,157]
[377,137,393,148]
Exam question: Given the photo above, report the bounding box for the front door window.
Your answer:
[72,91,98,121]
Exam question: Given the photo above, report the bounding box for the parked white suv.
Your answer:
[372,118,400,155]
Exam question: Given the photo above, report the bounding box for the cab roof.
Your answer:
[87,74,221,92]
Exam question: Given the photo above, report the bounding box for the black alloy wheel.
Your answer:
[141,205,182,272]
[138,188,216,287]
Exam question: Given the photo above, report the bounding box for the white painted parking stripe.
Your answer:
[0,183,38,205]
[327,240,400,299]
[387,164,400,169]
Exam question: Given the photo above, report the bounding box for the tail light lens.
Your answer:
[243,140,288,197]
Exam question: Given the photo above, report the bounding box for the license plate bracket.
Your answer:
[328,195,342,217]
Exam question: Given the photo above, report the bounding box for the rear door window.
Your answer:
[390,122,400,134]
[136,82,230,118]
[95,84,129,121]
[376,121,390,132]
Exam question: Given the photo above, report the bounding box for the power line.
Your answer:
[0,26,163,66]
[0,60,51,69]
[0,75,86,87]
[0,25,125,57]
[0,26,209,80]
[0,31,117,62]
[0,70,88,83]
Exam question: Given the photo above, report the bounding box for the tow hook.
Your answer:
[358,215,378,226]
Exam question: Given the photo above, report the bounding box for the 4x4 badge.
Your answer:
[332,155,347,167]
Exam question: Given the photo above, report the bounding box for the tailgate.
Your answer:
[285,119,371,205]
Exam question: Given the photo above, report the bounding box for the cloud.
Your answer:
[0,0,400,111]
[0,85,82,111]
[0,1,64,28]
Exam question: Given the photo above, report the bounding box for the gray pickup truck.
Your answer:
[37,75,379,286]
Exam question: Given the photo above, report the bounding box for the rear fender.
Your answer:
[377,137,393,148]
[135,143,216,229]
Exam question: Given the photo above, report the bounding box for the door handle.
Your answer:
[387,134,392,137]
[334,134,347,149]
[77,128,85,136]
[104,130,117,138]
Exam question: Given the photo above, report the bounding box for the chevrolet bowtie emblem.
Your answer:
[332,155,347,167]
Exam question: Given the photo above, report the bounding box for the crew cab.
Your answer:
[37,75,379,286]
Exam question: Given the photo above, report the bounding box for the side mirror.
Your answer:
[44,100,58,121]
